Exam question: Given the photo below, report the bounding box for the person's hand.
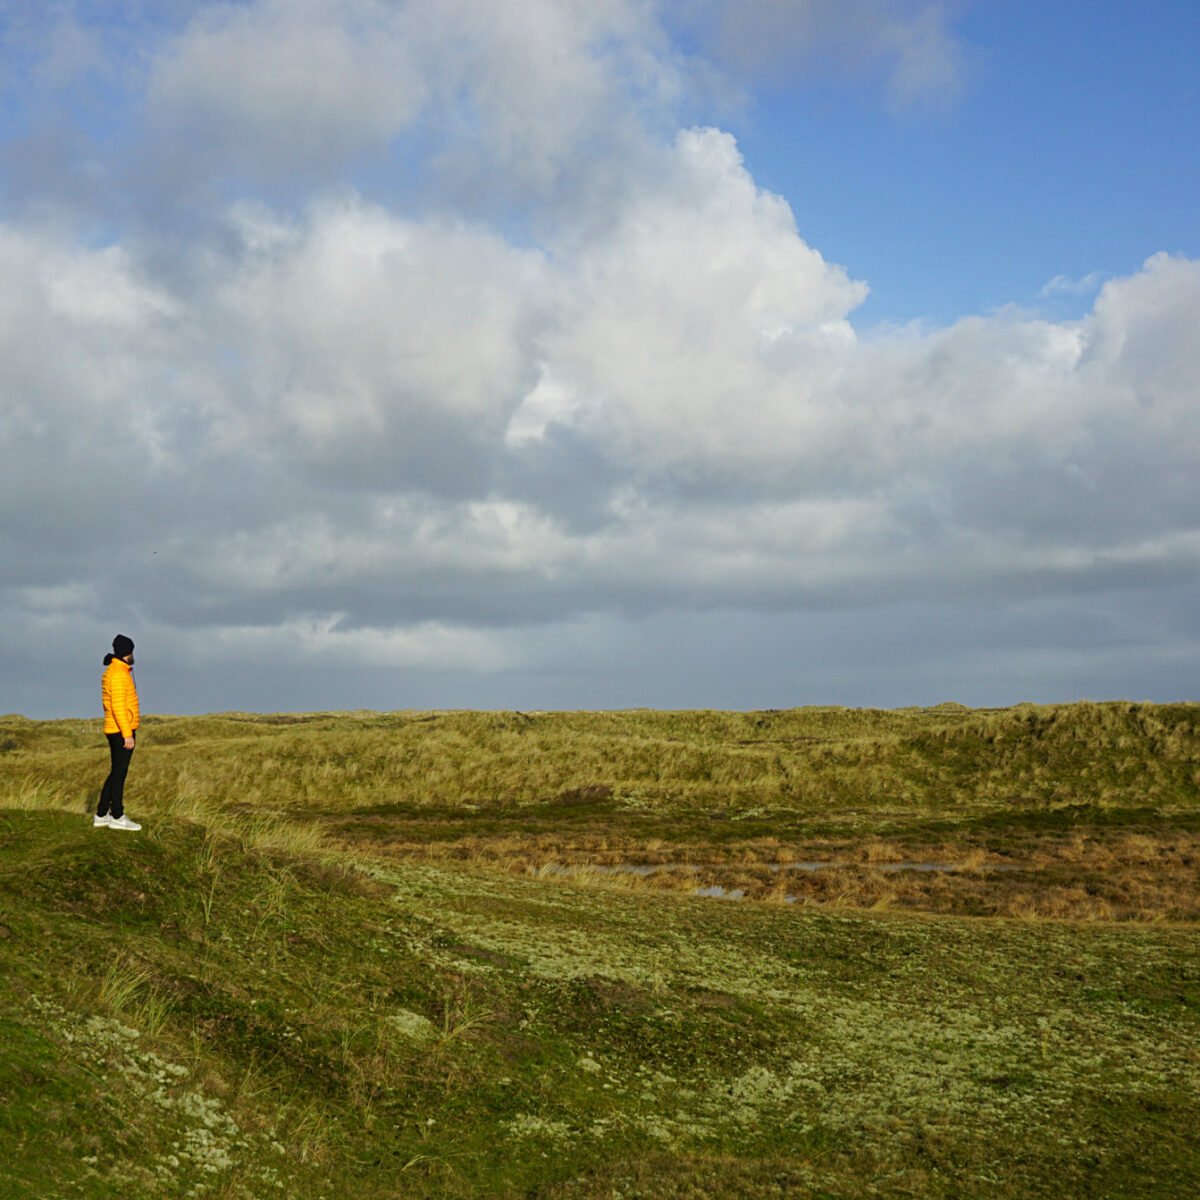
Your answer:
[124,736,135,750]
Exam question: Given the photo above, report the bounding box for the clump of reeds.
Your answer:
[0,780,77,812]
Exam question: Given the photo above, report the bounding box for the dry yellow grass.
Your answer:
[349,827,1200,921]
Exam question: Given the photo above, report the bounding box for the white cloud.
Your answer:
[138,0,966,210]
[398,0,678,206]
[3,199,1198,643]
[0,221,180,507]
[141,0,679,212]
[192,197,549,492]
[148,0,424,176]
[534,127,868,482]
[196,614,517,672]
[1039,271,1103,298]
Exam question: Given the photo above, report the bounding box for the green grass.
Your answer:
[1,703,1198,1197]
[6,701,1200,819]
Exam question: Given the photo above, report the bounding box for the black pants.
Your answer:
[98,732,135,820]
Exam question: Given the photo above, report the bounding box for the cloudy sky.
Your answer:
[2,1,1198,718]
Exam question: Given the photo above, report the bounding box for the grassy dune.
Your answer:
[1,703,1198,1197]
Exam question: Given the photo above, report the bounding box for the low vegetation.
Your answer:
[1,702,1198,1196]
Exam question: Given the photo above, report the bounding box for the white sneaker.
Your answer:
[93,814,112,828]
[108,815,142,831]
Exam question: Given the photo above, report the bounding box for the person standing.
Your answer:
[96,634,142,831]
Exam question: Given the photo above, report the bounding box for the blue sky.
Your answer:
[736,1,1200,324]
[1,1,1198,717]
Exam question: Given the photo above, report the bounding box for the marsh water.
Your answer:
[539,858,1022,901]
[547,859,1018,875]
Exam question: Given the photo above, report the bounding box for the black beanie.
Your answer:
[112,634,135,659]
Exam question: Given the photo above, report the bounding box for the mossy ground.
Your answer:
[1,703,1198,1197]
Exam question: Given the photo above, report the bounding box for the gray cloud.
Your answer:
[146,0,425,182]
[669,0,967,110]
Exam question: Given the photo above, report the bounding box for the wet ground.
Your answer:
[325,805,1200,921]
[539,858,1026,905]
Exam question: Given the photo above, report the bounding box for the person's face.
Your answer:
[125,653,135,665]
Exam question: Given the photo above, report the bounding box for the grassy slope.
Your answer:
[2,703,1199,1197]
[6,702,1200,820]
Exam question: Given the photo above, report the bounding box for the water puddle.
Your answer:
[875,861,961,873]
[536,858,1020,902]
[545,859,1015,877]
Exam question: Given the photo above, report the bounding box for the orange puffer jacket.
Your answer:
[102,658,140,738]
